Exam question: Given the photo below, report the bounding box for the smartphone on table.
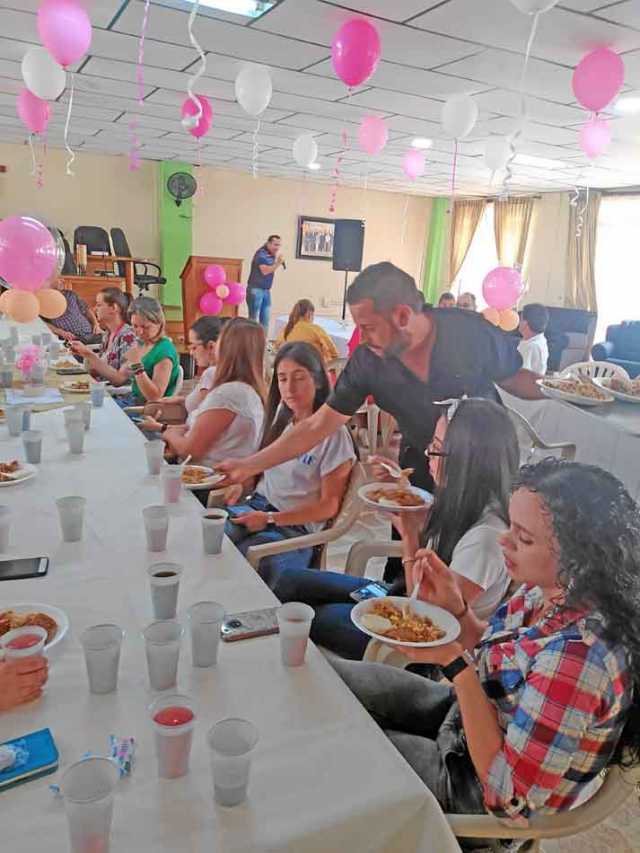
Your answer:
[221,607,279,642]
[0,557,49,582]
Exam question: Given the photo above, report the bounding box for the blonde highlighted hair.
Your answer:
[213,318,266,401]
[129,296,166,342]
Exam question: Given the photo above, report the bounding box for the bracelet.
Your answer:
[402,558,417,566]
[453,600,469,620]
[160,424,168,434]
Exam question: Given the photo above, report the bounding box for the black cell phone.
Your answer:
[221,607,279,642]
[349,581,390,603]
[0,557,49,582]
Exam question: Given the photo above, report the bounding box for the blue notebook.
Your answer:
[0,728,59,792]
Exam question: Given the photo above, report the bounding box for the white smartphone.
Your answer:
[220,607,279,642]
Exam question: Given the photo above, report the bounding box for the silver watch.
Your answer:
[266,512,276,526]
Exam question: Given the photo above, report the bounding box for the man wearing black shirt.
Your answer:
[219,262,541,489]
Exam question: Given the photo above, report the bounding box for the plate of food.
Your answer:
[105,384,132,397]
[358,482,433,512]
[593,376,640,404]
[537,377,614,407]
[61,379,91,394]
[0,461,37,487]
[0,603,69,653]
[351,596,459,648]
[53,359,87,375]
[181,464,225,490]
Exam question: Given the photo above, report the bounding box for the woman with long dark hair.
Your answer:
[70,286,135,380]
[273,398,517,659]
[225,341,355,585]
[276,299,339,365]
[332,458,640,826]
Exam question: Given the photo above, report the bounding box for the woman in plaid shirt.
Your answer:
[333,459,640,829]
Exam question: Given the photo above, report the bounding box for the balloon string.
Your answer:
[137,0,151,105]
[186,0,206,124]
[37,133,47,189]
[450,139,458,199]
[400,195,409,250]
[28,134,37,177]
[252,117,261,179]
[64,71,76,177]
[329,129,348,215]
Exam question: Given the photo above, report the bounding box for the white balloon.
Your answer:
[292,134,318,169]
[508,0,559,12]
[484,136,512,172]
[21,46,66,101]
[441,94,478,139]
[235,65,273,117]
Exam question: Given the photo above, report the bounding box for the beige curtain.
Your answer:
[494,197,534,268]
[567,191,602,311]
[449,199,487,282]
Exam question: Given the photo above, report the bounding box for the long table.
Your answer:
[1,318,460,853]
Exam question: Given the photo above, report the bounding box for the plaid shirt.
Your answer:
[476,584,632,822]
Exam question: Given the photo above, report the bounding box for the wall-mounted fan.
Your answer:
[166,171,197,207]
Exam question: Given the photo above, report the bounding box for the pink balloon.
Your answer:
[37,0,92,69]
[402,148,426,180]
[580,115,611,159]
[199,291,223,315]
[572,48,624,113]
[224,282,246,306]
[16,89,51,134]
[358,115,388,156]
[482,266,524,311]
[181,95,213,138]
[0,216,57,291]
[203,264,226,288]
[331,18,381,88]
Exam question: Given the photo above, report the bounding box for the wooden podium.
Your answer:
[180,255,242,343]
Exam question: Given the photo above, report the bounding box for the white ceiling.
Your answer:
[0,0,639,196]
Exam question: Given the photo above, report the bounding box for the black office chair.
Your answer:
[73,225,111,255]
[59,230,77,275]
[110,227,166,292]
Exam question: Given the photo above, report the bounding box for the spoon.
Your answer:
[403,579,420,618]
[376,460,414,479]
[180,454,192,470]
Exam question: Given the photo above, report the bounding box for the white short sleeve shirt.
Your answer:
[517,333,549,375]
[185,366,216,413]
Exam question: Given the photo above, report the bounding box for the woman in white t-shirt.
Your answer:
[161,318,265,469]
[273,398,518,659]
[226,341,355,587]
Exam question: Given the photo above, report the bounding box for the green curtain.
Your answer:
[422,197,448,304]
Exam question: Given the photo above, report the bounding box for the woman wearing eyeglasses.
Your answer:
[272,397,517,659]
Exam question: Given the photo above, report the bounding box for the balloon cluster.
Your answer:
[18,0,92,135]
[573,48,624,160]
[198,265,246,316]
[0,215,67,323]
[481,267,524,332]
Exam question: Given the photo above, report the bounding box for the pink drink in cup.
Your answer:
[161,466,182,504]
[276,603,314,667]
[149,694,196,779]
[61,757,120,853]
[0,625,47,659]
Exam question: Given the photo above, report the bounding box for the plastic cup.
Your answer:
[3,345,15,364]
[143,620,183,691]
[9,327,18,346]
[0,625,47,659]
[22,408,32,431]
[277,603,315,667]
[48,340,61,360]
[147,562,182,620]
[30,364,45,385]
[0,505,11,552]
[72,402,91,431]
[143,505,169,553]
[161,466,182,504]
[65,419,85,454]
[208,718,259,807]
[202,510,228,556]
[6,405,23,436]
[149,693,196,779]
[80,624,124,694]
[61,757,120,853]
[41,332,52,346]
[31,334,42,346]
[90,383,106,408]
[56,496,86,542]
[144,440,164,476]
[22,429,42,464]
[0,366,13,388]
[188,602,225,668]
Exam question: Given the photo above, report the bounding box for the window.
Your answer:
[452,203,499,308]
[595,196,640,340]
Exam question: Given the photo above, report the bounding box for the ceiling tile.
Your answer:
[345,88,459,122]
[593,1,640,27]
[315,0,449,23]
[472,89,585,126]
[142,87,294,122]
[487,116,580,146]
[88,28,195,71]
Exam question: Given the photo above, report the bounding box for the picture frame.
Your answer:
[296,216,335,261]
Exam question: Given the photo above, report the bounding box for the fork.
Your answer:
[403,579,421,618]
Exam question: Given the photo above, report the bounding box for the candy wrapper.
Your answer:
[49,736,135,797]
[0,740,29,772]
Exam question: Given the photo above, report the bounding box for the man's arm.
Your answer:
[258,256,283,275]
[498,368,544,399]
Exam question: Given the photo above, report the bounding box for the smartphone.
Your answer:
[349,581,390,603]
[225,505,253,519]
[0,557,49,582]
[220,607,279,642]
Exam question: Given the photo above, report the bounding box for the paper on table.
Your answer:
[5,388,64,406]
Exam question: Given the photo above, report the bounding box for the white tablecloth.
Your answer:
[1,320,460,853]
[501,391,640,501]
[273,314,355,357]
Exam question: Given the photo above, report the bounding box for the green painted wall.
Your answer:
[158,160,193,312]
[422,197,448,305]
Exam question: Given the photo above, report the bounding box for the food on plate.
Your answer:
[0,609,58,643]
[607,377,640,398]
[68,380,90,392]
[54,359,80,369]
[0,460,21,481]
[542,378,610,401]
[0,408,5,418]
[182,466,212,485]
[361,600,445,643]
[367,486,426,507]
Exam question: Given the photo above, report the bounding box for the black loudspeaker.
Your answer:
[332,219,365,272]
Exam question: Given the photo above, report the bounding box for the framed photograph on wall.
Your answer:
[296,216,335,261]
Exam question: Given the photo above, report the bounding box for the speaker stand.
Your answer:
[341,271,349,320]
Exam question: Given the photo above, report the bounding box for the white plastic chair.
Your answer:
[171,364,184,397]
[504,406,576,463]
[562,361,630,382]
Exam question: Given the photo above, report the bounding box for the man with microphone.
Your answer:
[246,234,285,331]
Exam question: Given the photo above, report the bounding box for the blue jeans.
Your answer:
[224,493,313,587]
[246,287,271,330]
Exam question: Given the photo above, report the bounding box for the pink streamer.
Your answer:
[329,129,349,215]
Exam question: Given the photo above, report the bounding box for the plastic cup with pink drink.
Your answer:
[0,625,47,659]
[276,602,314,667]
[161,466,182,504]
[61,757,120,853]
[149,693,196,779]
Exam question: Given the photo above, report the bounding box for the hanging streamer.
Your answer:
[329,129,349,215]
[28,134,37,178]
[400,194,410,250]
[184,0,207,128]
[129,0,151,171]
[37,134,47,189]
[63,72,76,177]
[252,118,261,179]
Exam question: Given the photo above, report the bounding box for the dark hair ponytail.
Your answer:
[100,287,131,321]
[191,315,226,345]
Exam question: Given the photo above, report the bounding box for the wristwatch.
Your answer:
[266,512,276,526]
[441,649,475,683]
[129,362,145,375]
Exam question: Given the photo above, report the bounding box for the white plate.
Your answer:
[61,380,91,394]
[181,465,225,490]
[0,463,37,487]
[593,378,640,404]
[358,482,433,513]
[351,596,460,648]
[537,379,614,407]
[106,384,132,397]
[54,366,88,375]
[2,602,69,653]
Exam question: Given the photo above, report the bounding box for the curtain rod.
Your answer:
[600,186,640,197]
